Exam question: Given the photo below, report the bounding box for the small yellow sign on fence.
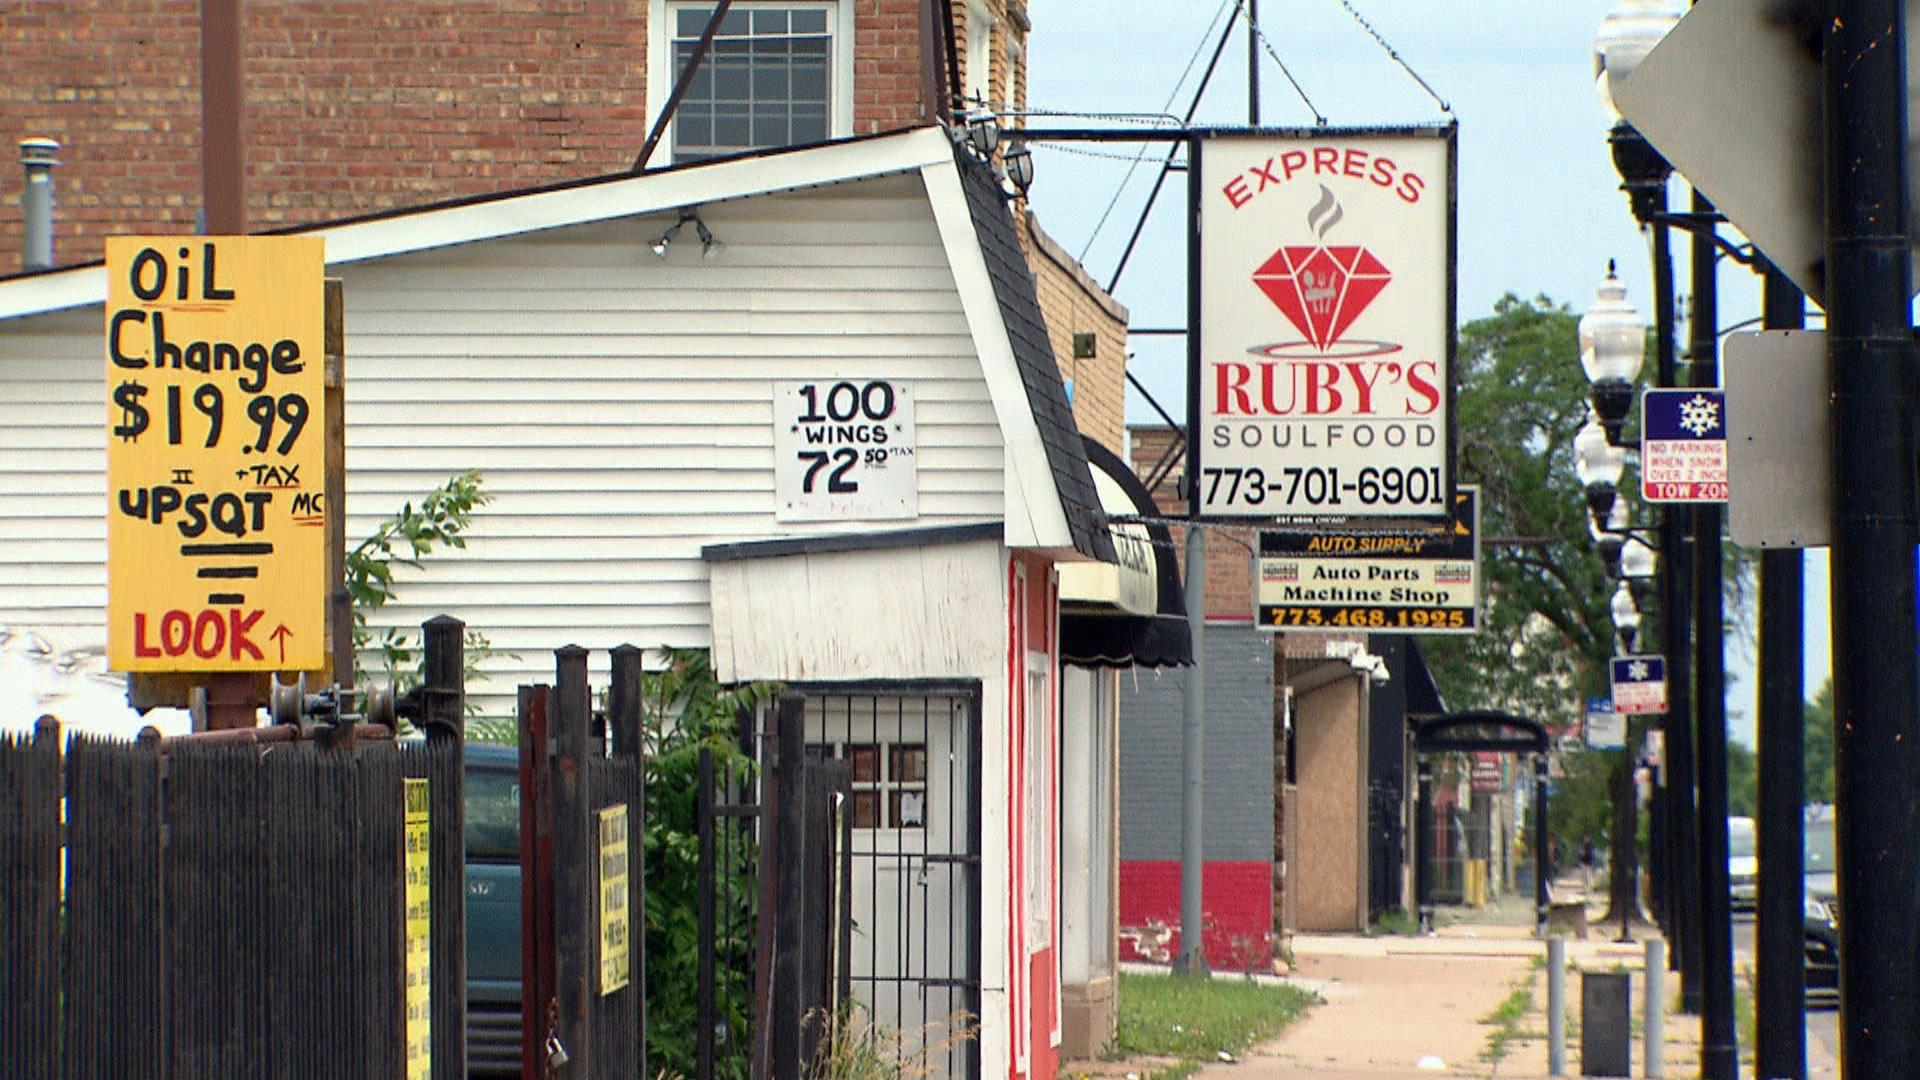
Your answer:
[598,803,632,996]
[404,778,432,1080]
[103,235,326,672]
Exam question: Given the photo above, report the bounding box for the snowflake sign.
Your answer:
[1612,654,1668,715]
[1642,388,1729,503]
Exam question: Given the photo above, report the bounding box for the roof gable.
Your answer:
[946,146,1112,562]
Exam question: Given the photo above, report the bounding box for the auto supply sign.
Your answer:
[1196,128,1455,520]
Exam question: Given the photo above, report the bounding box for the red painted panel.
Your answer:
[1117,860,1276,972]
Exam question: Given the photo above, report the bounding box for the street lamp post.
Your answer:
[1594,0,1698,1010]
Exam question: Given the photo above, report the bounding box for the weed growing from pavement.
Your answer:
[1478,985,1537,1064]
[1107,971,1318,1078]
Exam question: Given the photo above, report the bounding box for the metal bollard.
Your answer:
[1549,936,1567,1076]
[1644,938,1665,1078]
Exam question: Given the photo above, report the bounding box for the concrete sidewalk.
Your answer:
[1189,894,1694,1080]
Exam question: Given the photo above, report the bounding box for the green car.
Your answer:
[465,744,524,1077]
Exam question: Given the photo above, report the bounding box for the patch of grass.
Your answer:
[1479,981,1538,1065]
[1371,909,1419,937]
[1110,972,1318,1073]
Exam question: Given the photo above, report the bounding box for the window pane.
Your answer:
[891,744,928,783]
[718,8,749,35]
[891,789,928,829]
[846,744,881,784]
[752,9,789,34]
[791,63,827,102]
[752,106,787,146]
[793,9,827,33]
[714,60,750,102]
[713,110,751,148]
[753,62,790,101]
[790,112,827,143]
[677,8,709,36]
[850,791,881,829]
[677,110,712,147]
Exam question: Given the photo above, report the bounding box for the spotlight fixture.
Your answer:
[649,208,720,260]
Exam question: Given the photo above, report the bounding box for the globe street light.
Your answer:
[1589,496,1631,579]
[1575,411,1629,529]
[1593,0,1681,120]
[1612,579,1643,653]
[1581,265,1647,445]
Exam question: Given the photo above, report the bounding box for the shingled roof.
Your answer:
[952,144,1114,563]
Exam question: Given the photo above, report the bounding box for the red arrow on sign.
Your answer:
[268,624,292,663]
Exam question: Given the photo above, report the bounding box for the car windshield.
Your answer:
[465,766,520,861]
[1805,819,1836,873]
[1727,817,1756,858]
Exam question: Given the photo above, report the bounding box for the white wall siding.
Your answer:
[0,172,1009,719]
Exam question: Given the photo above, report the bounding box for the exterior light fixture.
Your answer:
[1621,533,1657,581]
[1612,578,1642,652]
[1575,411,1628,525]
[649,208,719,260]
[1580,263,1647,445]
[1003,137,1034,196]
[1593,0,1680,120]
[1596,0,1679,223]
[965,108,1001,156]
[1590,496,1630,579]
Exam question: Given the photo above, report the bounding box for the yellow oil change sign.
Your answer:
[598,803,632,995]
[104,236,326,671]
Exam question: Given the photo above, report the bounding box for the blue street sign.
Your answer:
[1611,654,1668,715]
[1642,388,1729,503]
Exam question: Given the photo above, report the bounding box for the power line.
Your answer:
[1332,0,1452,116]
[1075,0,1236,262]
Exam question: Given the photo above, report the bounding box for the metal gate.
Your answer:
[798,684,982,1080]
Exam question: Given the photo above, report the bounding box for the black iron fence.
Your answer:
[0,617,468,1080]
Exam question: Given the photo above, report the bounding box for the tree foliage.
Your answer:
[643,648,781,1080]
[1420,295,1616,730]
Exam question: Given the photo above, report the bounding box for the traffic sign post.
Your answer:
[1611,655,1668,716]
[104,236,332,723]
[1641,389,1727,503]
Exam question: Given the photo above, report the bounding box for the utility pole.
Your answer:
[1824,2,1920,1074]
[1176,134,1209,979]
[1688,191,1736,1080]
[1754,264,1806,1080]
[1247,0,1260,126]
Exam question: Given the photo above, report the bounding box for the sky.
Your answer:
[1025,0,1825,746]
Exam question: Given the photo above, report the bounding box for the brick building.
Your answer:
[0,1,1146,1073]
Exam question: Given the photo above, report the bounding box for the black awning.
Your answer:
[1405,637,1448,717]
[1060,437,1192,670]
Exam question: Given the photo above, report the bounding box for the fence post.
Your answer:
[421,616,467,1080]
[698,748,718,1080]
[553,645,593,1079]
[518,684,556,1080]
[609,645,647,1079]
[770,694,807,1080]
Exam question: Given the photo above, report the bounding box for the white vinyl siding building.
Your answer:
[0,130,1092,720]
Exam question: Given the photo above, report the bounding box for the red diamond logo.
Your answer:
[1252,246,1392,350]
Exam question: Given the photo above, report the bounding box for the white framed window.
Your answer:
[965,1,996,108]
[647,1,856,164]
[1024,650,1051,945]
[807,739,929,830]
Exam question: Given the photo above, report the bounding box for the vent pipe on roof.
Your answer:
[20,138,59,272]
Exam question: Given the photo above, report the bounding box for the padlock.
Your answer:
[545,1033,570,1074]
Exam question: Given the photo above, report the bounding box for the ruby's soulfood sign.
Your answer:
[1193,128,1456,520]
